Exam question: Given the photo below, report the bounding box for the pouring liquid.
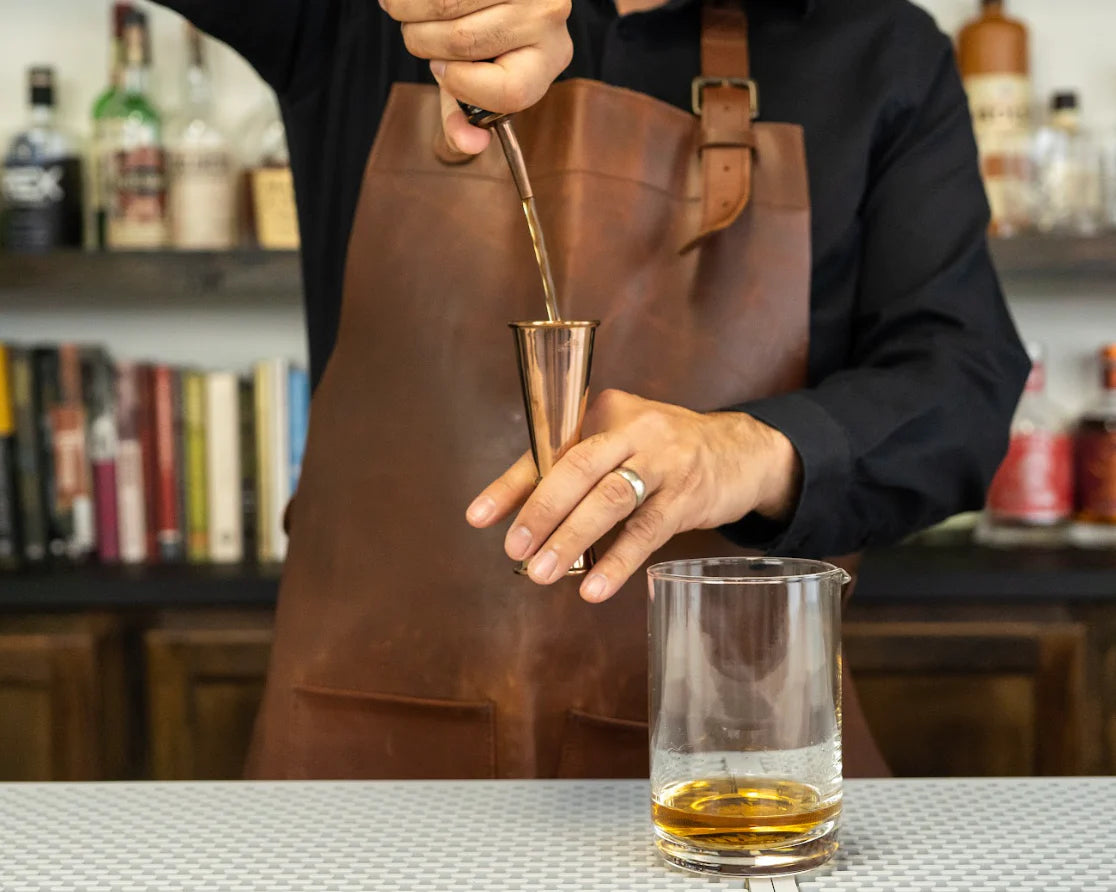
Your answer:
[521,197,561,323]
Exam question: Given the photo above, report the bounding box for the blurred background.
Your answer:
[0,0,1113,782]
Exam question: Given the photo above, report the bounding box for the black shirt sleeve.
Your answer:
[155,0,342,98]
[724,32,1030,558]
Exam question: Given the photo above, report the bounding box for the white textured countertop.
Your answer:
[0,778,1113,891]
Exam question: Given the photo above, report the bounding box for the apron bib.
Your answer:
[247,4,887,779]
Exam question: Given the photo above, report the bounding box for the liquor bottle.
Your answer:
[957,0,1032,237]
[168,25,236,250]
[91,2,133,249]
[248,98,300,250]
[1072,345,1116,548]
[1,67,84,252]
[977,343,1072,547]
[1033,92,1104,236]
[105,9,168,250]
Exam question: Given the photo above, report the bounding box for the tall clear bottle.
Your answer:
[1,67,85,252]
[91,2,133,249]
[168,25,236,250]
[105,9,167,250]
[978,343,1073,547]
[1033,92,1104,236]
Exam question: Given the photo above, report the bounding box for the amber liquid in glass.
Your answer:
[652,778,840,850]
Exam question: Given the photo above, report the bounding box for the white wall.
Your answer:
[0,0,1114,398]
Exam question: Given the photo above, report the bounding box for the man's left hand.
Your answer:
[466,389,802,602]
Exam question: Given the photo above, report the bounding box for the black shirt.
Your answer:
[161,0,1029,558]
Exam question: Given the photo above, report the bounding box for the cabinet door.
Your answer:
[845,621,1086,777]
[146,622,273,780]
[0,615,126,781]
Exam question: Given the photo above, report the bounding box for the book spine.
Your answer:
[269,359,290,562]
[34,347,69,560]
[205,372,243,563]
[238,378,257,563]
[114,362,147,564]
[137,365,159,562]
[288,366,309,498]
[153,365,183,561]
[10,349,46,563]
[253,361,272,563]
[85,349,120,564]
[184,371,208,562]
[0,345,20,568]
[173,370,188,562]
[57,344,95,561]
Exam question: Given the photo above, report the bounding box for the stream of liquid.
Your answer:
[521,197,561,323]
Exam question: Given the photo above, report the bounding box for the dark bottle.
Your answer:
[1,66,84,252]
[1072,344,1116,547]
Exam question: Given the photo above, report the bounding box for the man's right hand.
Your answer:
[380,0,574,155]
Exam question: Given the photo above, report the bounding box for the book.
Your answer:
[83,348,120,564]
[114,362,147,564]
[173,370,187,563]
[254,359,289,562]
[288,366,309,498]
[183,371,208,562]
[9,348,46,563]
[0,345,20,568]
[239,377,257,562]
[56,344,95,560]
[253,362,271,563]
[137,364,159,562]
[205,372,242,563]
[34,347,70,560]
[153,365,183,561]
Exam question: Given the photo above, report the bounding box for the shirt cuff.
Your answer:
[719,391,855,557]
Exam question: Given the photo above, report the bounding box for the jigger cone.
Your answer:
[511,320,599,576]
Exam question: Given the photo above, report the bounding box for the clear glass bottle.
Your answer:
[104,9,167,250]
[1033,92,1104,236]
[168,24,236,250]
[1072,345,1116,548]
[1,66,84,252]
[91,2,133,249]
[977,342,1073,548]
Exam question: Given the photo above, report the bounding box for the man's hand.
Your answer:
[380,0,574,155]
[466,389,803,603]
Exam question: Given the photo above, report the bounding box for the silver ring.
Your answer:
[613,466,648,510]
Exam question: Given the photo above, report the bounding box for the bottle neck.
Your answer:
[123,64,148,97]
[1051,109,1080,132]
[28,103,54,129]
[183,65,213,121]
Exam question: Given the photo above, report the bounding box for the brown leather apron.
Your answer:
[246,4,888,780]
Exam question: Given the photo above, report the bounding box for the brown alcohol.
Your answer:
[1076,345,1116,528]
[652,778,839,850]
[521,196,560,323]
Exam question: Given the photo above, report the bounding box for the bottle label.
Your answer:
[169,148,235,249]
[987,430,1073,524]
[1,157,84,251]
[1077,429,1116,521]
[251,167,300,250]
[109,145,167,249]
[964,74,1032,231]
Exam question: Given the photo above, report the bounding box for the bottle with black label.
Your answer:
[1,66,84,252]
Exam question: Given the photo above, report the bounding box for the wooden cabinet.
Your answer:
[845,620,1088,777]
[145,611,273,780]
[0,614,128,781]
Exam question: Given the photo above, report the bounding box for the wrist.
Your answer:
[711,412,801,522]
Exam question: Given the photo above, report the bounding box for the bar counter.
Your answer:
[1,778,1113,890]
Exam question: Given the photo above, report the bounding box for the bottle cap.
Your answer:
[28,66,54,108]
[1051,92,1078,112]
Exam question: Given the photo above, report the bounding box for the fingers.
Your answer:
[432,43,561,115]
[580,497,677,603]
[466,451,537,528]
[381,0,499,24]
[436,84,491,154]
[403,4,547,61]
[521,460,654,586]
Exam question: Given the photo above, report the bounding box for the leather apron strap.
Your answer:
[683,2,759,252]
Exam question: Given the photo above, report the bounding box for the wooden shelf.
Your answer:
[0,250,303,301]
[989,233,1116,281]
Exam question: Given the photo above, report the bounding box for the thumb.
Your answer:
[436,79,491,156]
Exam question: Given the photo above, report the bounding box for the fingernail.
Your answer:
[430,60,446,79]
[582,574,609,602]
[529,549,559,583]
[467,496,495,525]
[506,525,533,560]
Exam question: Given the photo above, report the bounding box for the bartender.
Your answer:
[160,0,1029,779]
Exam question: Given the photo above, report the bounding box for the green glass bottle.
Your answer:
[91,2,132,249]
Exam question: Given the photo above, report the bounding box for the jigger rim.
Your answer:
[647,556,851,586]
[509,320,600,329]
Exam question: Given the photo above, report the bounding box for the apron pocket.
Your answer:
[556,709,649,779]
[290,684,496,779]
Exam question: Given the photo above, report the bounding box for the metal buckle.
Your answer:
[691,76,759,119]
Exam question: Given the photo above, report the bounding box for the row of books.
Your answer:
[0,343,310,569]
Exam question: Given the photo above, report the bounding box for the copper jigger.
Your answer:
[511,320,599,576]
